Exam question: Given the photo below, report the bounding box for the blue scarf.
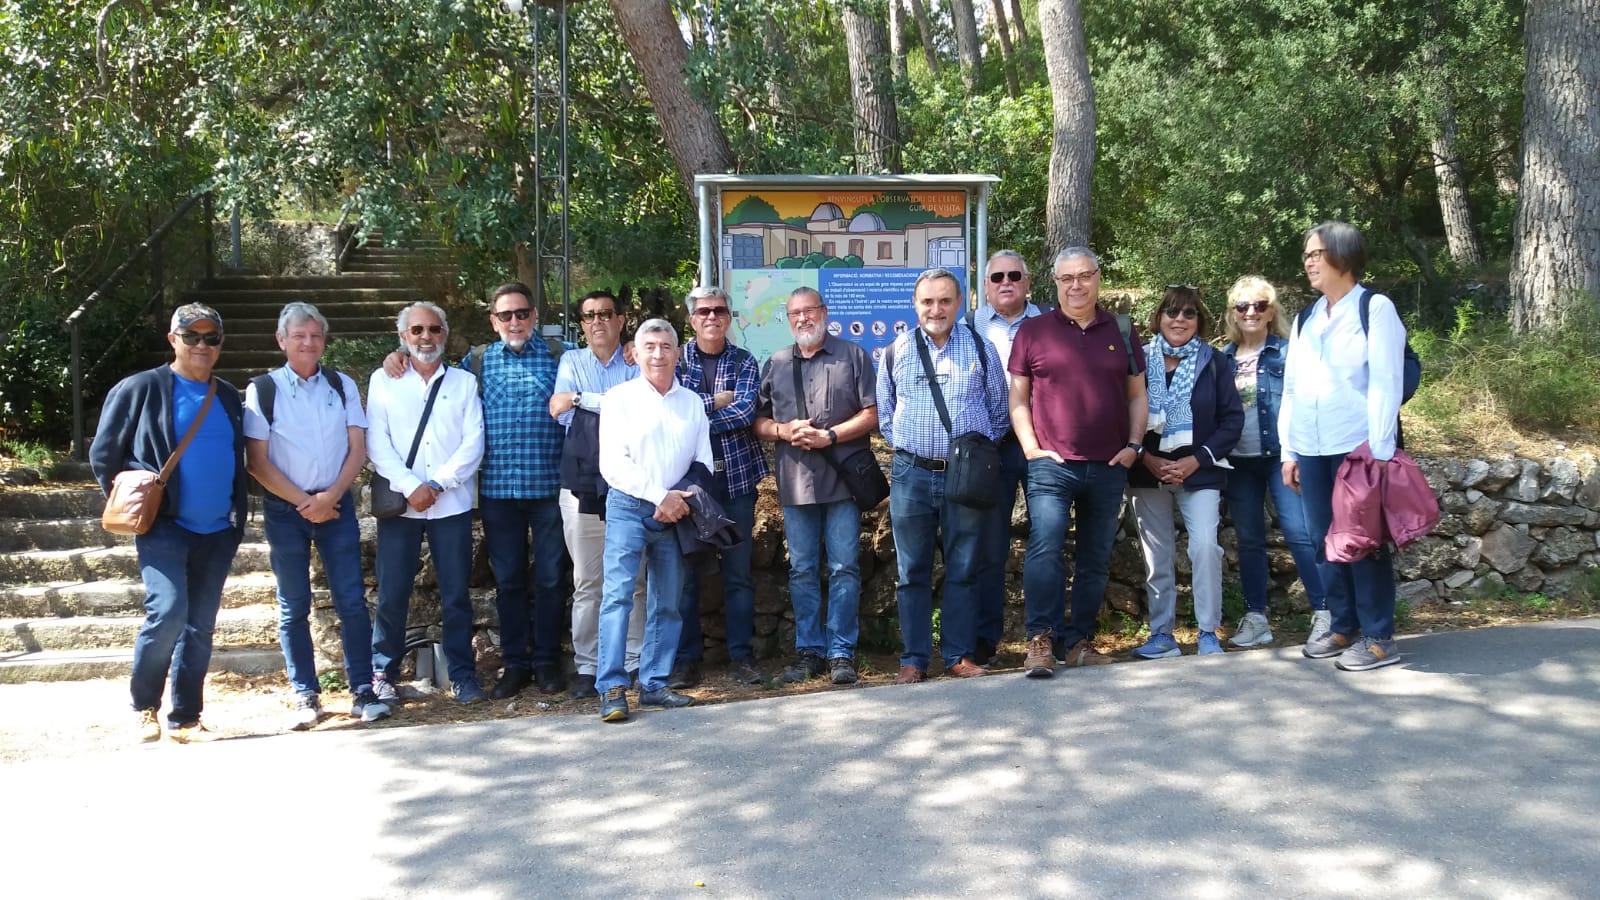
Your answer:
[1145,335,1204,452]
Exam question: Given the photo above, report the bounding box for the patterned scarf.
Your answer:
[1145,334,1203,452]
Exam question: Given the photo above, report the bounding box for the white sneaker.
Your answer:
[1308,609,1333,645]
[1229,612,1274,648]
[287,693,322,731]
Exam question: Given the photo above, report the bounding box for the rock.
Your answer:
[1504,460,1541,502]
[1457,536,1483,569]
[1532,527,1590,567]
[1103,581,1142,616]
[1394,536,1459,581]
[1443,570,1475,590]
[1460,458,1491,489]
[1465,571,1506,597]
[1478,458,1520,493]
[1507,566,1545,592]
[1397,579,1438,604]
[1464,497,1501,535]
[1465,488,1485,503]
[1498,502,1588,527]
[1439,491,1469,514]
[0,468,41,486]
[1579,465,1600,510]
[1419,458,1464,492]
[1479,524,1536,574]
[1541,458,1581,503]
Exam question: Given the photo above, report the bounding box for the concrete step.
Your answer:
[188,287,425,305]
[0,646,282,684]
[0,542,274,583]
[0,573,284,618]
[0,517,267,552]
[204,274,414,290]
[0,604,281,653]
[220,332,394,352]
[208,316,396,333]
[0,489,106,520]
[200,300,418,319]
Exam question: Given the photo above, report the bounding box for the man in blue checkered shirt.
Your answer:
[877,268,1009,685]
[670,285,769,687]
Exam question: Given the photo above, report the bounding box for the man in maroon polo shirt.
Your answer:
[1009,247,1148,678]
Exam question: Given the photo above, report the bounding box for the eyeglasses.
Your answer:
[176,331,222,346]
[492,308,532,323]
[787,305,824,321]
[692,306,731,319]
[1053,270,1099,286]
[1233,301,1271,314]
[1302,248,1326,263]
[988,270,1027,284]
[579,309,616,323]
[408,324,445,336]
[1162,307,1200,320]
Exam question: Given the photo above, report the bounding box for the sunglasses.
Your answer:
[492,308,532,323]
[176,331,222,346]
[408,324,445,336]
[1162,307,1200,320]
[1233,301,1271,314]
[580,309,617,323]
[988,270,1026,283]
[692,306,731,318]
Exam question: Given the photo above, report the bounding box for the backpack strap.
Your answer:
[1114,313,1138,375]
[250,373,277,426]
[319,365,348,408]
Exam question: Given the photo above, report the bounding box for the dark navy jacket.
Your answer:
[1129,344,1244,494]
[89,365,248,532]
[1220,334,1288,457]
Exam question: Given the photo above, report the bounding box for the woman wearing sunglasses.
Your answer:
[1219,277,1329,651]
[1129,287,1243,658]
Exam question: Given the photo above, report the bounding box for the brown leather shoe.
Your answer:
[1024,631,1056,678]
[1061,639,1114,667]
[893,665,926,685]
[945,657,986,678]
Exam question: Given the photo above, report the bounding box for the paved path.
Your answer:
[5,619,1597,898]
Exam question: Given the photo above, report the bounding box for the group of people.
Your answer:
[89,219,1406,738]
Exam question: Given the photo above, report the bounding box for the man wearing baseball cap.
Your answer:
[90,303,249,743]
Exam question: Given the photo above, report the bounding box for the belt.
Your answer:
[712,459,727,473]
[896,450,946,472]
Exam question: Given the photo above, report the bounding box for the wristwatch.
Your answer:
[426,479,444,492]
[1125,442,1145,459]
[827,428,839,447]
[572,391,584,409]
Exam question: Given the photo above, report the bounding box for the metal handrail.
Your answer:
[333,197,362,274]
[66,190,215,458]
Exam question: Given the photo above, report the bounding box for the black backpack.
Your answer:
[1295,288,1422,402]
[251,366,349,425]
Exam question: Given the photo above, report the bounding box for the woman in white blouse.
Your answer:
[1279,222,1406,672]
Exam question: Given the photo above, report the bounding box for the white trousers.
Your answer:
[561,489,645,675]
[1128,485,1224,635]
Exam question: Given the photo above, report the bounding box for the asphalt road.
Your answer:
[5,618,1597,898]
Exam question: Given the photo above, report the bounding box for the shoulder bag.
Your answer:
[914,328,1000,509]
[101,378,217,535]
[369,373,446,519]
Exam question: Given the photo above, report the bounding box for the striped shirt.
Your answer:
[467,340,563,500]
[677,340,768,498]
[552,344,638,429]
[877,324,1008,460]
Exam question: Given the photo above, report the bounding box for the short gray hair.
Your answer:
[985,249,1030,278]
[686,285,730,314]
[276,302,329,339]
[914,267,961,292]
[397,301,449,334]
[1053,246,1100,271]
[634,318,679,349]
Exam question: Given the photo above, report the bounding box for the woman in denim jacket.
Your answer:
[1219,276,1329,651]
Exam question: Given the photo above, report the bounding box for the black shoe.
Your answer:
[973,638,998,668]
[782,652,826,683]
[668,660,702,689]
[638,687,695,710]
[627,669,640,691]
[568,673,598,700]
[535,664,565,695]
[829,656,858,685]
[490,666,533,700]
[600,686,630,722]
[728,656,763,685]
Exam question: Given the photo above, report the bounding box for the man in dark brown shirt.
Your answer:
[754,287,879,685]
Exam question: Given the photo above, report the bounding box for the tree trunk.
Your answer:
[609,0,735,208]
[1009,0,1029,45]
[842,4,903,174]
[990,0,1021,98]
[764,12,788,111]
[1039,0,1095,251]
[1510,0,1600,333]
[949,0,983,93]
[887,0,908,82]
[1428,91,1484,268]
[907,0,940,75]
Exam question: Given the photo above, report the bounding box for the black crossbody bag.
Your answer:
[369,373,446,519]
[913,327,1000,509]
[791,348,889,511]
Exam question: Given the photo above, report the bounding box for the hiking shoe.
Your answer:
[829,657,859,685]
[1134,634,1182,659]
[1230,612,1273,648]
[352,687,391,723]
[452,679,487,705]
[1308,609,1333,645]
[371,674,399,705]
[1303,630,1356,659]
[1335,637,1402,671]
[728,657,763,685]
[166,721,222,744]
[569,673,599,700]
[946,657,986,678]
[136,708,162,744]
[1197,631,1224,655]
[638,688,695,710]
[600,686,630,723]
[287,692,322,731]
[782,652,827,683]
[1062,639,1114,667]
[1025,632,1056,678]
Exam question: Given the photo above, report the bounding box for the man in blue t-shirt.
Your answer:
[90,303,248,744]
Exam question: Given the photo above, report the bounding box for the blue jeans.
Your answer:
[1296,452,1397,639]
[1224,455,1327,614]
[480,496,566,671]
[130,518,242,726]
[262,491,373,696]
[889,454,984,669]
[975,435,1028,647]
[1022,458,1128,644]
[373,511,476,685]
[598,491,685,694]
[782,499,861,659]
[677,480,755,663]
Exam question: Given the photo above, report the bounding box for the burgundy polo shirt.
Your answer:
[1009,306,1146,462]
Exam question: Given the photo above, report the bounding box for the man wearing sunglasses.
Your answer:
[971,250,1043,666]
[368,302,486,704]
[91,303,248,743]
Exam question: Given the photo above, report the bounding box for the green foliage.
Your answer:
[321,336,399,391]
[1221,581,1247,624]
[1394,599,1415,630]
[317,669,348,693]
[0,318,69,443]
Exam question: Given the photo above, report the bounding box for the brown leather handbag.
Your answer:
[101,378,217,535]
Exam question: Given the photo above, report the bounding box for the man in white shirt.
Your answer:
[367,302,486,704]
[594,319,713,722]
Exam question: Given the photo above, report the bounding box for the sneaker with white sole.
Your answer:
[1230,612,1273,648]
[1335,637,1402,671]
[1133,633,1182,659]
[371,674,400,705]
[1308,609,1333,644]
[1197,631,1225,655]
[1303,630,1356,659]
[136,708,161,744]
[351,687,391,723]
[287,693,322,731]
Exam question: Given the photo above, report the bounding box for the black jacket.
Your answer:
[672,462,741,570]
[559,407,609,515]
